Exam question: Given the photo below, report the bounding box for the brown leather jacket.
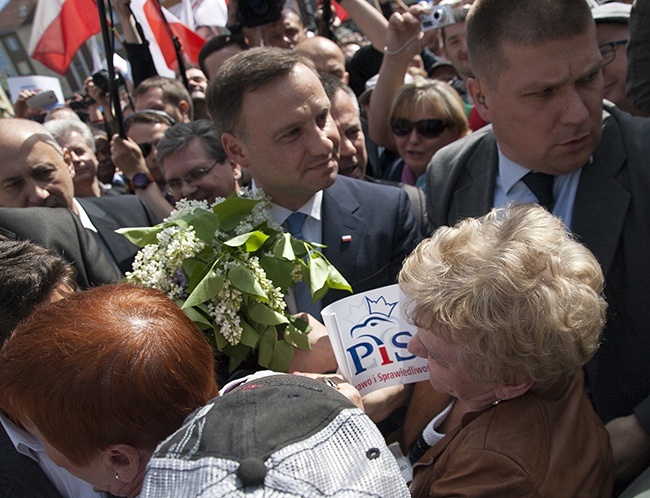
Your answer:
[403,371,613,497]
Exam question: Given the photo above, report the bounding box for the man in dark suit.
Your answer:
[206,48,420,381]
[0,118,157,274]
[208,48,421,315]
[424,0,650,490]
[0,207,122,288]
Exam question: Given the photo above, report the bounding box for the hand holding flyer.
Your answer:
[321,284,430,396]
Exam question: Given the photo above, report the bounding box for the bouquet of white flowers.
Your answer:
[119,190,352,373]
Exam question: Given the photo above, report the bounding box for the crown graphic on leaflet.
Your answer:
[365,296,398,317]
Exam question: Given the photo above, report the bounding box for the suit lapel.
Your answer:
[321,178,365,288]
[449,133,498,225]
[77,198,135,270]
[572,112,629,277]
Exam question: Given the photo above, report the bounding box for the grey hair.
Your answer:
[44,119,96,153]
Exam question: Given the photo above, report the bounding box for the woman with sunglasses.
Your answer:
[368,3,470,187]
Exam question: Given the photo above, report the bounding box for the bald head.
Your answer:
[296,36,349,84]
[0,118,76,211]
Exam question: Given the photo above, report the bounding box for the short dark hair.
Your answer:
[467,0,594,87]
[156,119,228,171]
[0,238,76,341]
[320,73,359,114]
[206,47,316,139]
[198,34,248,76]
[135,76,194,120]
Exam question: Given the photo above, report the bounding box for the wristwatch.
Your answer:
[130,172,155,190]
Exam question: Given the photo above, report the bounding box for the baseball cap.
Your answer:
[592,2,632,24]
[140,374,410,497]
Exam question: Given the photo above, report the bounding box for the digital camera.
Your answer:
[420,3,455,32]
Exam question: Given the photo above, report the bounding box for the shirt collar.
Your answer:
[250,181,323,225]
[0,411,42,462]
[497,147,536,195]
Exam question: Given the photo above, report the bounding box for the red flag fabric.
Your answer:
[139,0,206,71]
[29,0,101,75]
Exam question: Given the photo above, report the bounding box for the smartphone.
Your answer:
[26,90,58,110]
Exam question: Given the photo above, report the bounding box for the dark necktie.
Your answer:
[521,171,554,210]
[283,213,321,316]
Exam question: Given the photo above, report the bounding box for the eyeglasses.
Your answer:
[599,39,628,67]
[390,118,449,139]
[137,141,158,158]
[165,160,219,195]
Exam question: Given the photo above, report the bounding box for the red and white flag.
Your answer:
[29,0,205,77]
[129,0,206,76]
[28,0,101,75]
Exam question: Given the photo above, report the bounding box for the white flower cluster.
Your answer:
[208,260,244,345]
[126,226,205,297]
[165,199,209,222]
[248,255,286,313]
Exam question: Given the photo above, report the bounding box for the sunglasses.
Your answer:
[390,118,449,139]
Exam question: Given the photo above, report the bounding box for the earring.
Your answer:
[115,474,120,480]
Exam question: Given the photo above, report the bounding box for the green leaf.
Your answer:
[288,314,312,334]
[248,301,289,325]
[284,323,311,350]
[240,320,261,348]
[224,231,269,252]
[308,256,330,302]
[116,226,164,246]
[213,195,261,232]
[258,326,277,368]
[182,305,213,329]
[259,256,295,292]
[268,339,295,372]
[228,266,268,300]
[222,343,252,372]
[327,265,353,292]
[273,233,296,260]
[186,208,222,243]
[182,270,223,309]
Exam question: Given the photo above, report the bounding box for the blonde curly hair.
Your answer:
[399,204,605,390]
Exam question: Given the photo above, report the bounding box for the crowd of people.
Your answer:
[1,0,649,496]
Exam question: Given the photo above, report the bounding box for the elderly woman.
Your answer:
[398,204,613,497]
[0,284,218,497]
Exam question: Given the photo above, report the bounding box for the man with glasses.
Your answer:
[424,0,650,492]
[156,120,241,204]
[593,2,647,117]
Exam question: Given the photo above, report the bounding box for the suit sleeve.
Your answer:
[390,189,422,282]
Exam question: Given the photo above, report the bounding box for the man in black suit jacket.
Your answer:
[0,118,157,274]
[424,0,650,488]
[0,207,122,288]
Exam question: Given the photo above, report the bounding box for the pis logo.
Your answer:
[347,296,415,375]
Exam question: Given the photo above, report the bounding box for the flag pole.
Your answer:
[150,0,191,93]
[96,0,127,138]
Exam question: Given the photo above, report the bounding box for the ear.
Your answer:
[102,444,151,484]
[221,132,249,169]
[467,77,492,122]
[178,100,191,122]
[62,148,75,178]
[342,72,350,86]
[494,381,534,401]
